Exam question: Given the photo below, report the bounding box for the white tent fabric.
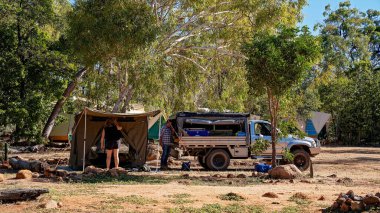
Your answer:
[311,111,331,134]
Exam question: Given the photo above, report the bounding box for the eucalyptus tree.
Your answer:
[243,26,320,166]
[0,0,75,142]
[316,1,380,144]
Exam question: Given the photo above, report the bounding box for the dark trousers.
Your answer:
[161,144,172,167]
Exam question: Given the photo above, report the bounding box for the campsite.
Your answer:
[0,147,380,212]
[1,0,380,212]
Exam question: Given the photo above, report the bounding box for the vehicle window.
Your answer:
[254,123,271,136]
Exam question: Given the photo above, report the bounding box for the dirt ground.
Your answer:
[1,147,380,213]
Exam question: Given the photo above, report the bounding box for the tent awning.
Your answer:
[83,107,161,118]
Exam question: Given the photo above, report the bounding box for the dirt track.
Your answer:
[1,147,380,212]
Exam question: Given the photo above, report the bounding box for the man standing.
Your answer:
[159,120,174,170]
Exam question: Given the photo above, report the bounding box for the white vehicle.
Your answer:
[172,112,321,171]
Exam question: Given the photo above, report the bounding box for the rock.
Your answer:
[55,176,63,182]
[0,174,4,182]
[32,172,40,178]
[213,174,222,178]
[340,203,349,212]
[252,171,258,177]
[262,192,279,198]
[336,197,346,204]
[351,201,362,211]
[44,167,56,178]
[292,192,309,200]
[115,167,128,176]
[237,174,247,178]
[40,200,58,209]
[289,179,294,183]
[0,163,12,169]
[327,174,337,178]
[300,179,312,183]
[375,192,380,198]
[227,174,235,178]
[336,177,353,184]
[268,165,303,179]
[16,170,33,179]
[346,190,355,199]
[353,195,363,201]
[331,202,339,210]
[55,170,69,178]
[57,202,63,208]
[84,165,96,174]
[363,195,380,205]
[318,195,325,201]
[108,168,119,177]
[84,166,105,175]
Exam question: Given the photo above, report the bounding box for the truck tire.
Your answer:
[206,149,230,171]
[292,149,310,171]
[197,155,209,170]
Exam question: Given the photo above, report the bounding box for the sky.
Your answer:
[300,0,380,33]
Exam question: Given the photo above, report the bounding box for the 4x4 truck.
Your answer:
[171,112,321,171]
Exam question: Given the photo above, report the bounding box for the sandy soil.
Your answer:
[1,147,380,213]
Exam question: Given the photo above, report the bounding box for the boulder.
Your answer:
[227,174,235,178]
[262,192,278,198]
[40,200,58,209]
[32,172,40,178]
[351,201,362,211]
[318,195,325,201]
[346,190,355,199]
[0,174,4,182]
[375,192,380,198]
[363,195,380,205]
[16,170,33,179]
[340,203,349,212]
[146,144,161,161]
[237,174,247,178]
[55,170,69,178]
[268,165,303,179]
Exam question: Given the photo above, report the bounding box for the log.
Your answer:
[9,157,48,172]
[0,188,49,202]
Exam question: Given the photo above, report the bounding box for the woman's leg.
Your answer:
[106,149,113,170]
[113,148,119,168]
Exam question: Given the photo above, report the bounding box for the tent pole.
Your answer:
[83,108,87,172]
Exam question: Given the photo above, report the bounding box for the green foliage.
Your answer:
[0,0,76,141]
[218,192,245,201]
[68,0,157,65]
[316,1,380,145]
[249,138,270,156]
[283,148,294,162]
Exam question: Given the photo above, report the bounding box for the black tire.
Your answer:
[292,149,310,171]
[206,149,230,171]
[197,155,209,170]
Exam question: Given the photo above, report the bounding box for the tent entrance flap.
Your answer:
[69,108,161,170]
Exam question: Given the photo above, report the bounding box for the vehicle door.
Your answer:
[250,121,287,155]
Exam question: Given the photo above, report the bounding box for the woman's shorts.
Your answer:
[105,139,122,150]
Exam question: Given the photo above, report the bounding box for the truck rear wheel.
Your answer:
[292,149,310,171]
[206,149,230,171]
[197,155,209,170]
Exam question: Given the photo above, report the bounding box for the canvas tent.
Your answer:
[69,108,161,170]
[298,111,331,138]
[49,114,75,142]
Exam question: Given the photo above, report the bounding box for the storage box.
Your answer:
[186,129,209,136]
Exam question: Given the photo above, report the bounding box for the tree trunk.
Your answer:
[121,86,134,112]
[267,88,278,168]
[42,67,87,138]
[0,188,49,203]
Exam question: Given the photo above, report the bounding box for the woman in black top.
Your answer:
[100,118,123,170]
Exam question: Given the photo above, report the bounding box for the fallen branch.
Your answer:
[0,188,49,203]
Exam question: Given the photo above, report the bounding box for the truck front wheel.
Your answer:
[292,149,310,171]
[206,149,230,171]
